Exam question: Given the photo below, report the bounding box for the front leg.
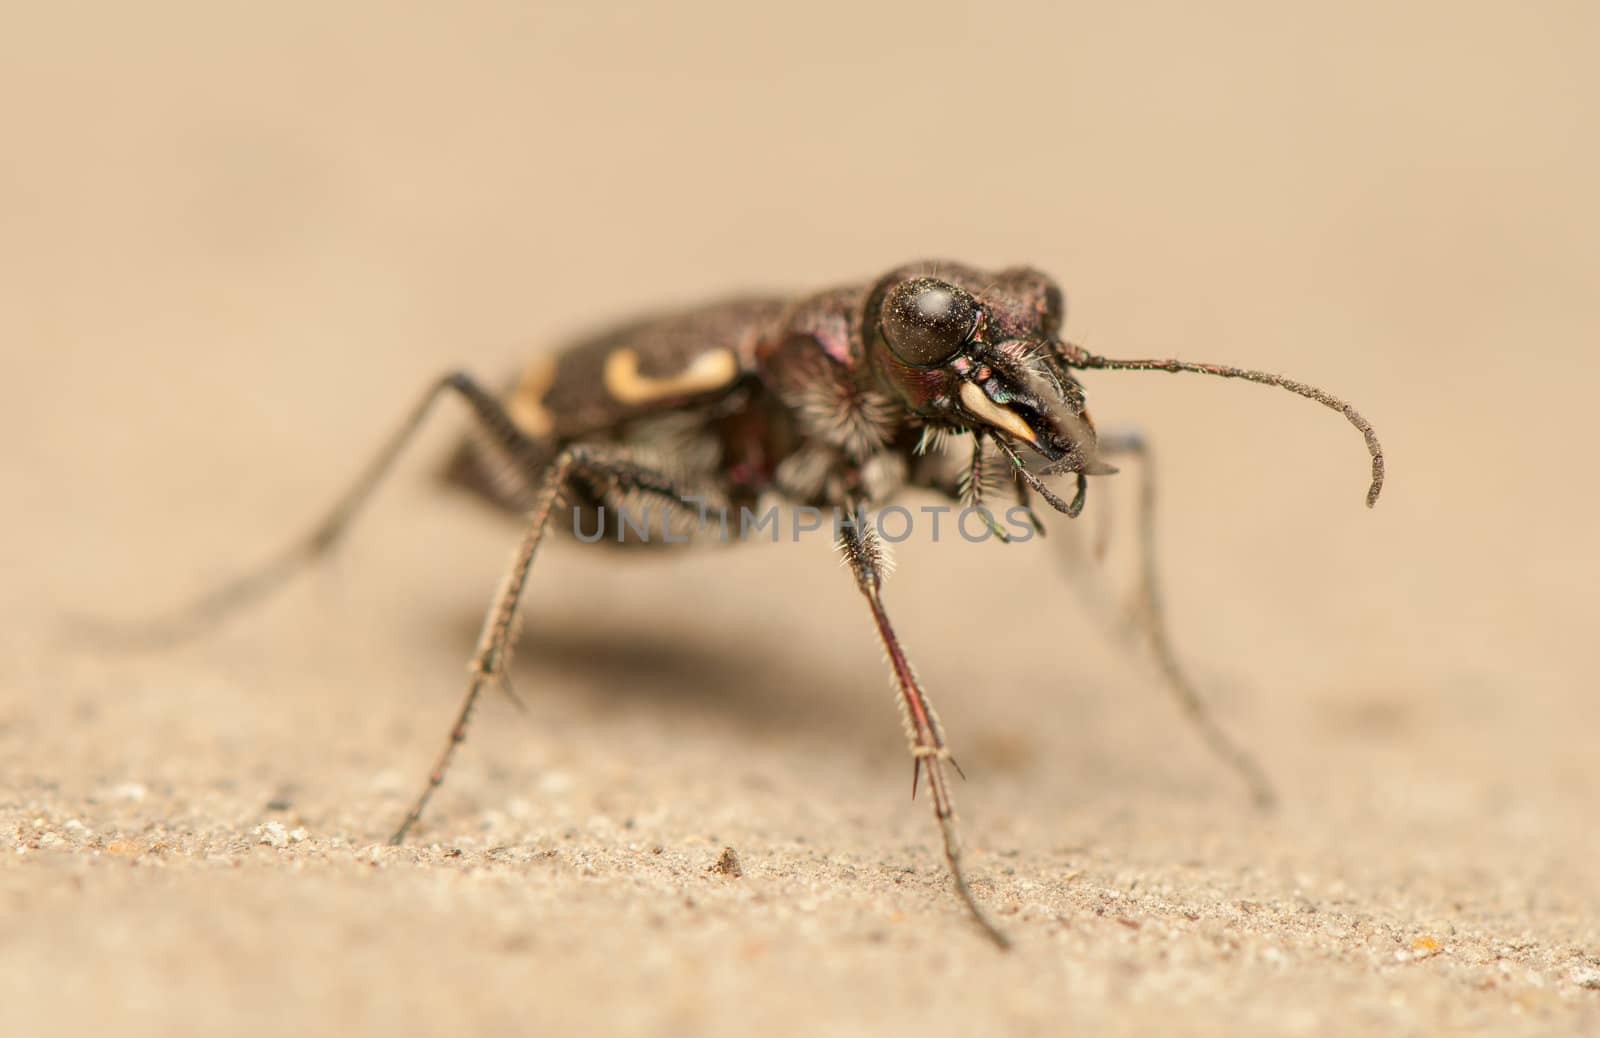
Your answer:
[1095,429,1276,808]
[835,513,1010,949]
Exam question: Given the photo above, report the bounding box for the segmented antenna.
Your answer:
[1061,344,1386,507]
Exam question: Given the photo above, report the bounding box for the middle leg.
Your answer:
[389,444,721,845]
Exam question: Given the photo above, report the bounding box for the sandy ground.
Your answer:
[3,3,1598,1035]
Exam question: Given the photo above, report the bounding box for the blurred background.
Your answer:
[2,2,1596,1035]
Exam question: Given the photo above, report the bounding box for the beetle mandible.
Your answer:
[140,260,1385,948]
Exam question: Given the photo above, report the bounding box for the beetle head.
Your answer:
[864,262,1104,476]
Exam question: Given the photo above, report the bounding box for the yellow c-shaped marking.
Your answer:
[507,356,558,438]
[603,347,738,406]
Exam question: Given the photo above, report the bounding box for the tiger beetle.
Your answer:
[131,260,1385,949]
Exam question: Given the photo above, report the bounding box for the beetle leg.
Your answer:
[96,372,536,648]
[957,435,1013,543]
[389,445,709,845]
[1010,467,1047,538]
[989,434,1081,518]
[1095,430,1277,809]
[836,514,1011,950]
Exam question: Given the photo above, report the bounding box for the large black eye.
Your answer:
[880,277,977,367]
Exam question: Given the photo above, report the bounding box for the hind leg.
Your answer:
[100,373,535,648]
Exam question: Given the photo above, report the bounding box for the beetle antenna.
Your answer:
[1060,344,1385,507]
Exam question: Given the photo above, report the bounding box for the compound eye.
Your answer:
[881,278,977,367]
